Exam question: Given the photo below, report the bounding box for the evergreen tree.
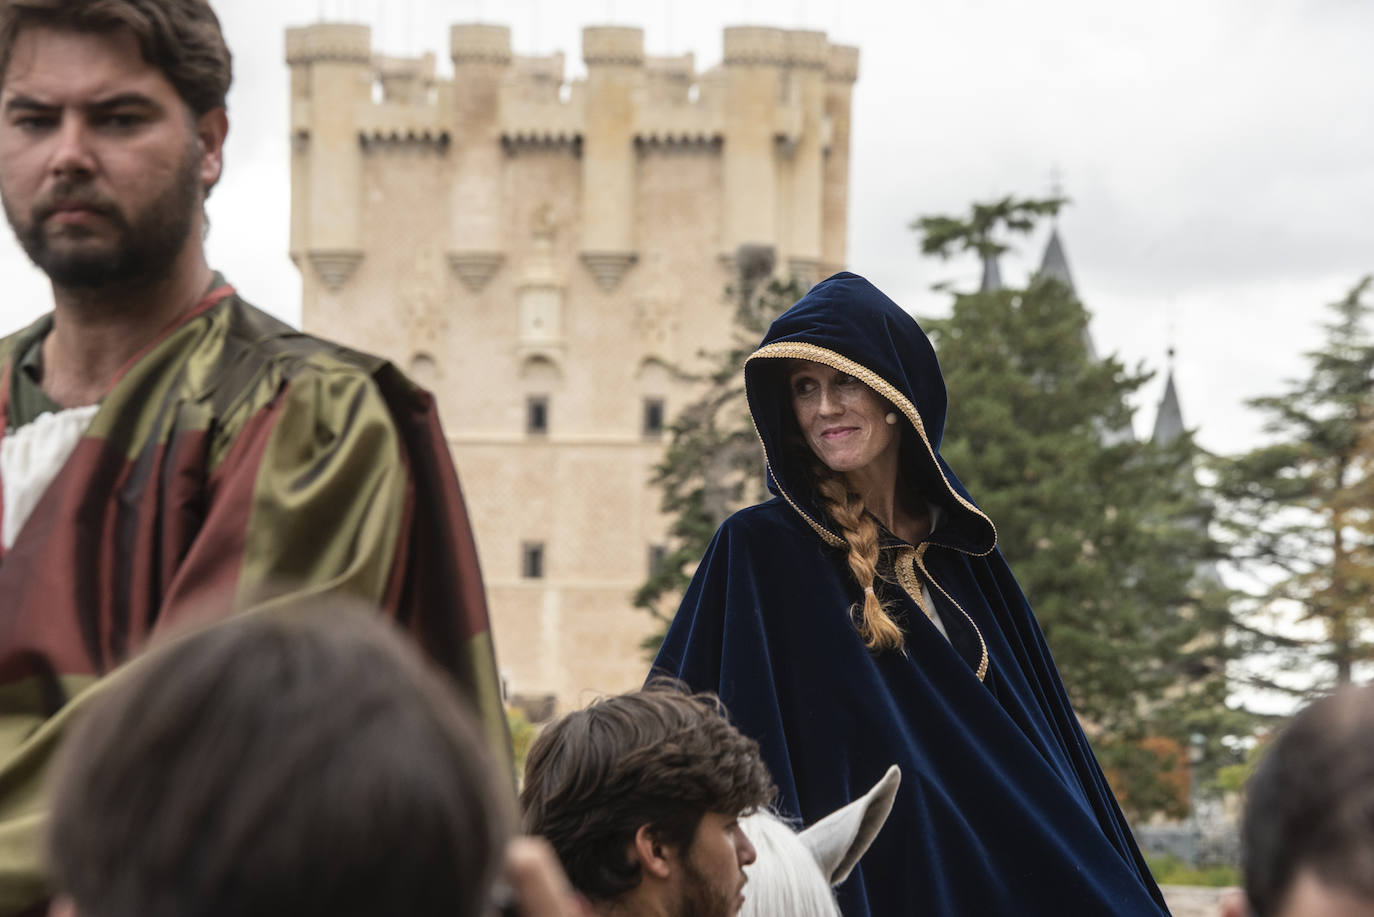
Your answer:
[916,197,1244,818]
[634,248,804,652]
[1217,277,1374,691]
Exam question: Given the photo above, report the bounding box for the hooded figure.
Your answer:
[653,273,1169,916]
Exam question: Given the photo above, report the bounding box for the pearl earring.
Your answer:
[885,412,898,425]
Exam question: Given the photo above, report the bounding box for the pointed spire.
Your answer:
[1039,227,1076,294]
[980,253,1002,292]
[1151,348,1186,445]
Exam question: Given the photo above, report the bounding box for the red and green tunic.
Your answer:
[0,280,508,913]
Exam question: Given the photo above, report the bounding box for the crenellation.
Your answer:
[785,30,829,70]
[582,26,646,67]
[644,53,696,105]
[506,52,566,103]
[449,23,512,65]
[826,44,860,83]
[285,22,371,66]
[722,26,788,66]
[374,52,435,105]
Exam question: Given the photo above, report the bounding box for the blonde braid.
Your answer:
[814,469,905,652]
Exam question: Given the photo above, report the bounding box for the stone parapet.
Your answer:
[286,23,371,66]
[450,23,512,65]
[582,26,645,66]
[827,44,860,83]
[723,26,787,66]
[634,104,723,144]
[500,88,583,142]
[374,52,435,104]
[786,30,828,70]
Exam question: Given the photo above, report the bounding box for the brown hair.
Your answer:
[811,460,905,652]
[1242,685,1374,916]
[519,684,775,903]
[776,360,905,652]
[0,0,232,115]
[47,602,508,917]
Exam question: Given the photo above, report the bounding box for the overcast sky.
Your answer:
[2,0,1371,457]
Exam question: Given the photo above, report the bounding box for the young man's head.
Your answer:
[47,603,509,917]
[0,0,230,290]
[1234,684,1374,917]
[520,687,775,917]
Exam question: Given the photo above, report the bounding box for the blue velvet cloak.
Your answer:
[652,273,1169,916]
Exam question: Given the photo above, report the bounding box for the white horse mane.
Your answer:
[740,765,901,917]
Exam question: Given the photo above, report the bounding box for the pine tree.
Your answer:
[1217,277,1374,691]
[916,197,1244,818]
[634,248,805,652]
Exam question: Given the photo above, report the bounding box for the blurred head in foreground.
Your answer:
[1232,684,1374,917]
[46,603,508,917]
[520,684,775,917]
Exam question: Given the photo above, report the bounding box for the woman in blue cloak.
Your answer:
[652,273,1170,916]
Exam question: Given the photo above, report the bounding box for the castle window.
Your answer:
[527,395,549,436]
[648,544,668,576]
[643,398,665,438]
[522,542,545,579]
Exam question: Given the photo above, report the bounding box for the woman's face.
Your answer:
[788,361,899,476]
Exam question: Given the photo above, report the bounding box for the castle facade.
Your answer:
[285,21,858,712]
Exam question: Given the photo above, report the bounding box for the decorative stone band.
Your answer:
[745,341,998,553]
[360,130,451,150]
[307,249,364,291]
[582,26,646,66]
[826,45,860,83]
[785,31,830,70]
[285,24,371,67]
[447,251,506,293]
[580,251,638,292]
[450,24,513,65]
[723,26,789,66]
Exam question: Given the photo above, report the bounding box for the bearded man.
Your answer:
[520,687,776,917]
[0,2,506,911]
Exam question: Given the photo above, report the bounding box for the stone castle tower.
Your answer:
[284,21,858,713]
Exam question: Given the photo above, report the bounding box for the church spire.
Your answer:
[1039,226,1076,294]
[980,252,1003,292]
[1151,348,1186,445]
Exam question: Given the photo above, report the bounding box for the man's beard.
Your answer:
[673,851,741,917]
[4,139,202,290]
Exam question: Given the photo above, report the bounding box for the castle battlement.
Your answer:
[449,23,512,65]
[827,44,860,83]
[285,23,370,66]
[288,22,853,149]
[785,30,829,70]
[722,26,788,65]
[582,26,646,66]
[374,52,435,105]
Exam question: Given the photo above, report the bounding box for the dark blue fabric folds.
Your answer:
[652,272,1169,916]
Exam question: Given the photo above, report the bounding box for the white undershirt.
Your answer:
[919,582,951,641]
[1,405,100,551]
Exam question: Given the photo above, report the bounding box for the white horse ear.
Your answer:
[798,765,901,885]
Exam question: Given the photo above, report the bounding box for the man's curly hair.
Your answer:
[519,684,775,902]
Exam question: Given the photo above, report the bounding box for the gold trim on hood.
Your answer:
[746,341,997,555]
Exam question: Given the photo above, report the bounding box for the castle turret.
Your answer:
[579,27,644,292]
[822,44,858,275]
[285,23,371,299]
[780,30,827,285]
[447,24,513,292]
[375,52,435,104]
[722,27,786,257]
